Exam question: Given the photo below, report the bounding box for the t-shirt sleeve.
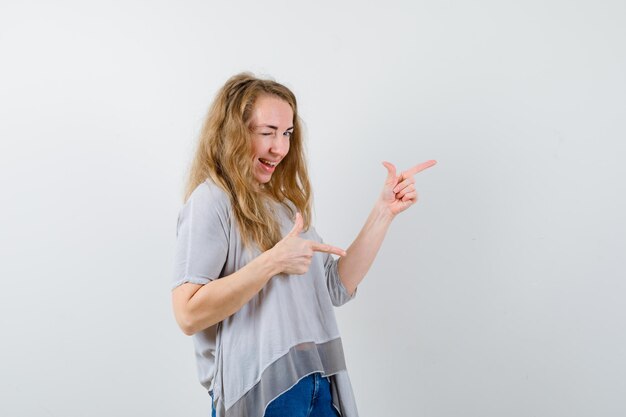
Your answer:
[310,227,357,306]
[172,182,230,290]
[323,254,357,306]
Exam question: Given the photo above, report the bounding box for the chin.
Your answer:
[254,166,274,184]
[255,175,272,184]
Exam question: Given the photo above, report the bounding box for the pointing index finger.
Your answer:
[310,242,347,257]
[402,160,437,178]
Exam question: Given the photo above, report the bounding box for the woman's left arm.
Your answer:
[337,160,437,295]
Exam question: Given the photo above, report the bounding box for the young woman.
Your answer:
[172,73,436,417]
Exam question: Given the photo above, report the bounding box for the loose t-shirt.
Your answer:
[172,179,359,417]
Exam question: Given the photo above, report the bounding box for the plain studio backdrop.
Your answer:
[1,1,625,416]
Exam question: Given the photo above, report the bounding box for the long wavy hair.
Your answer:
[183,72,312,252]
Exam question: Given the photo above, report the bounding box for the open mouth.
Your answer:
[259,158,277,168]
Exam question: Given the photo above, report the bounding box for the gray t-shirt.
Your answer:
[172,179,359,417]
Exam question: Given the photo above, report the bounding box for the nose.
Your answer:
[269,136,290,157]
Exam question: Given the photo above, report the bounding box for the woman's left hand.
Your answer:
[379,160,437,217]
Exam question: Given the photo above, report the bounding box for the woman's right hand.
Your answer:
[270,213,347,275]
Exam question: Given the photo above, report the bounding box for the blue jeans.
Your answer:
[264,373,340,417]
[210,373,340,417]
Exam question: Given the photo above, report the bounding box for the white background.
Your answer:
[1,1,625,416]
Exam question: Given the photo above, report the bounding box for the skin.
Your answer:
[249,95,294,185]
[336,159,437,295]
[171,94,436,335]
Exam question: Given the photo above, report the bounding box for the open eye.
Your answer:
[284,131,293,137]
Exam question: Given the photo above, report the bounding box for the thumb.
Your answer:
[382,161,397,184]
[287,212,304,237]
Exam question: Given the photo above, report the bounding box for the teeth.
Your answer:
[260,158,277,167]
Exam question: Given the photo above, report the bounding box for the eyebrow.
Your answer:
[257,124,294,131]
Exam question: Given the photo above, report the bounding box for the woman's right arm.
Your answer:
[172,250,281,335]
[172,213,345,335]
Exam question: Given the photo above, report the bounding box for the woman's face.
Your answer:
[249,95,294,184]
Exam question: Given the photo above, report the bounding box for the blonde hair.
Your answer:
[183,72,312,252]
